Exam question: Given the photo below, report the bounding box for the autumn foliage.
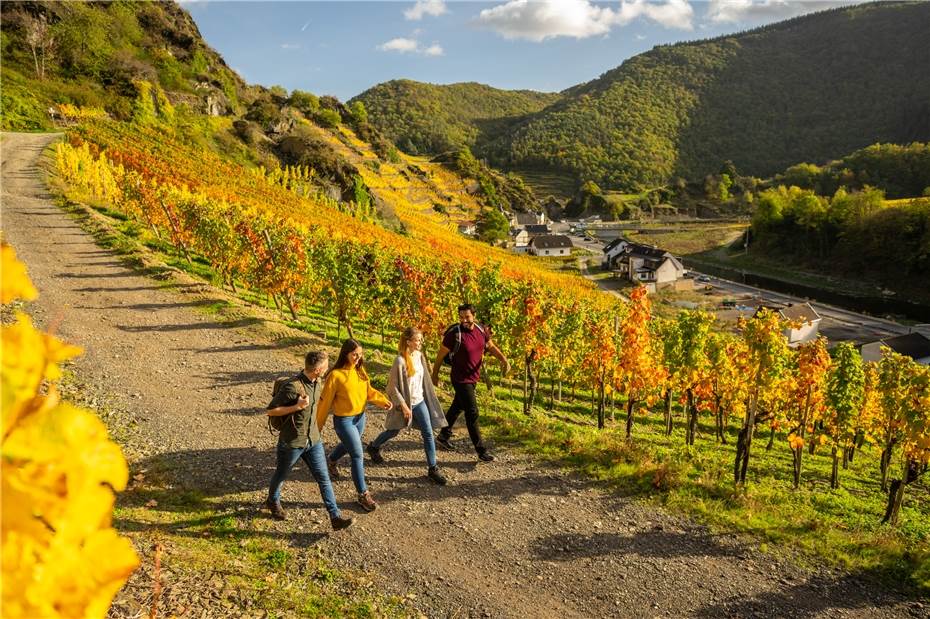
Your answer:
[1,243,139,618]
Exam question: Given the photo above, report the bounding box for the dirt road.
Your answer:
[1,132,921,618]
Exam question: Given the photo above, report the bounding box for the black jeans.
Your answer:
[439,382,486,454]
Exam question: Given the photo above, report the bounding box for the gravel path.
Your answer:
[2,132,923,618]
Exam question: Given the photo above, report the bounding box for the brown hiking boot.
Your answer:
[357,491,378,512]
[366,443,385,464]
[428,465,448,485]
[264,498,286,521]
[330,514,354,531]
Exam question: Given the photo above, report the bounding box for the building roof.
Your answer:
[614,241,683,267]
[530,234,573,250]
[514,212,540,225]
[604,238,628,253]
[624,243,670,260]
[874,332,930,360]
[524,224,551,235]
[779,302,821,324]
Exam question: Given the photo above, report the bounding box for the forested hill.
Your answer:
[349,80,560,156]
[361,2,930,192]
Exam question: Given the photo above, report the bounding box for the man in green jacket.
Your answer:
[265,350,353,530]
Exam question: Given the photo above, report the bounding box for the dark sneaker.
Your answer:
[427,466,448,485]
[367,443,385,464]
[478,451,495,462]
[326,458,341,479]
[330,514,354,531]
[358,491,378,512]
[264,498,286,521]
[435,434,455,451]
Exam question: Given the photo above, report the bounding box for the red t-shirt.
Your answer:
[443,324,488,384]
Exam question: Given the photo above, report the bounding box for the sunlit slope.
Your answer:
[71,120,600,300]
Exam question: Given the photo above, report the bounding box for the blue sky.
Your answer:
[183,1,860,101]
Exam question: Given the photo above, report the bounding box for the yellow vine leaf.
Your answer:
[1,244,38,304]
[1,244,138,618]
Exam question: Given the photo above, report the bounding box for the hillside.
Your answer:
[0,1,539,220]
[0,0,248,129]
[350,80,560,156]
[362,2,930,192]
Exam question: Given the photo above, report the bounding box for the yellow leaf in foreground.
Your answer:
[1,243,38,304]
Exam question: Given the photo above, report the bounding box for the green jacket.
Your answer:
[269,372,323,449]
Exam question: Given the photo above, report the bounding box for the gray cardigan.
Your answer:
[384,352,447,431]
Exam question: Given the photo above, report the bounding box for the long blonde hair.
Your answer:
[399,326,422,376]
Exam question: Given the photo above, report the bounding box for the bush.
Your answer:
[314,108,340,129]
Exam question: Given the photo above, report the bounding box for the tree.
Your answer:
[735,310,791,486]
[289,90,320,115]
[785,338,831,488]
[824,342,863,489]
[873,349,912,492]
[476,208,509,244]
[705,332,748,444]
[349,100,368,125]
[880,358,930,525]
[615,287,665,439]
[24,13,54,81]
[582,309,618,430]
[655,318,682,436]
[675,311,713,446]
[314,108,341,129]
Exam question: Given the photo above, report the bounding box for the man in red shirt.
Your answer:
[430,304,510,461]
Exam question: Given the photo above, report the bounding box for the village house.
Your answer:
[754,302,822,347]
[528,234,573,257]
[861,332,930,365]
[457,221,477,236]
[510,211,548,227]
[510,227,530,253]
[608,241,686,290]
[601,237,630,269]
[509,222,552,253]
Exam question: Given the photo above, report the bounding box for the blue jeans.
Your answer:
[329,412,367,494]
[370,401,437,468]
[268,440,341,518]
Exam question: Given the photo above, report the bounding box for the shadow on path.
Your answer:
[694,571,921,618]
[529,529,741,562]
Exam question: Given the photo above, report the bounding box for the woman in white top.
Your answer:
[367,327,448,485]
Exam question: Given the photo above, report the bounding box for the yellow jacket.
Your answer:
[317,367,390,429]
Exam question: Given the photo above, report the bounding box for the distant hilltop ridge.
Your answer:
[355,1,930,192]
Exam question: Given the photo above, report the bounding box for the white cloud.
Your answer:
[280,43,300,50]
[706,0,852,24]
[377,37,444,56]
[641,0,693,30]
[378,37,420,53]
[405,0,448,21]
[476,0,694,42]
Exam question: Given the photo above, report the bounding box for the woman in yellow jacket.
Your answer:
[318,338,392,512]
